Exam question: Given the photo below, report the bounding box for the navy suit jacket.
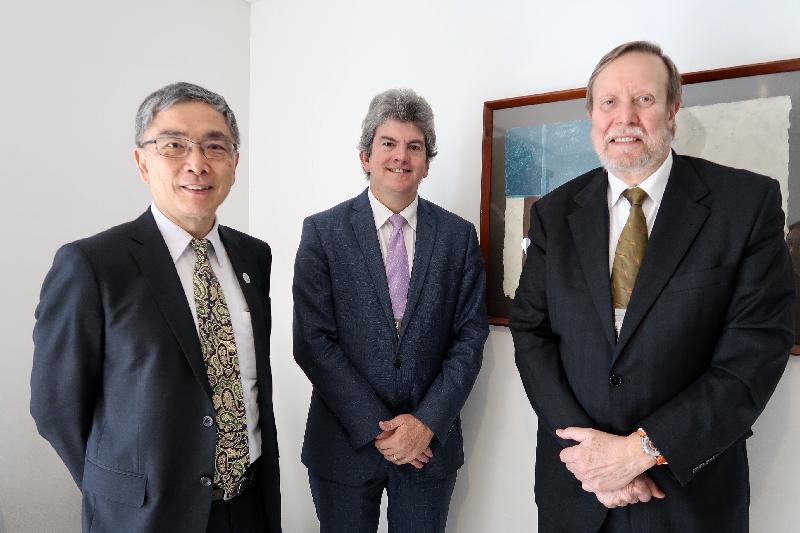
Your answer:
[31,209,281,533]
[293,189,488,484]
[510,154,794,533]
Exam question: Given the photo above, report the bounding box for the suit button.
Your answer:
[202,416,214,427]
[608,374,623,388]
[393,359,402,369]
[200,475,212,487]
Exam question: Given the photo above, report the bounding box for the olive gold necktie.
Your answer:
[611,187,649,309]
[191,238,249,495]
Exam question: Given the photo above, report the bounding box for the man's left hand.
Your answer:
[594,474,665,508]
[556,427,655,492]
[374,414,434,469]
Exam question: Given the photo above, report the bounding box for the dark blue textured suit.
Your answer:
[511,154,793,533]
[31,209,281,533]
[293,188,488,528]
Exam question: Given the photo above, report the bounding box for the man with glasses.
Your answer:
[31,82,281,533]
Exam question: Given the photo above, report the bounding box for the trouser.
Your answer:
[308,465,457,533]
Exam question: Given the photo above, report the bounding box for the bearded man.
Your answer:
[510,41,793,533]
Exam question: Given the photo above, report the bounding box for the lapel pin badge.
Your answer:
[242,272,251,284]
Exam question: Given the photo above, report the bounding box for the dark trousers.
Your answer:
[207,459,267,533]
[308,465,457,533]
[538,507,632,533]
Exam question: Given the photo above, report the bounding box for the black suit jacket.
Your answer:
[31,209,281,533]
[293,189,488,485]
[510,154,793,533]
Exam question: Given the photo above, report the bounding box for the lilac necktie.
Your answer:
[386,214,410,328]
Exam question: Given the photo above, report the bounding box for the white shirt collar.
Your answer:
[367,188,418,232]
[150,202,224,266]
[607,151,673,208]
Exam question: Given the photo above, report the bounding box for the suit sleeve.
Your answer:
[412,225,489,443]
[30,243,104,487]
[510,202,597,443]
[639,179,793,486]
[293,217,394,449]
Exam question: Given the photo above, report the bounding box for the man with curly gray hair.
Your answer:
[293,88,488,532]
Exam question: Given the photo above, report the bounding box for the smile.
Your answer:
[610,136,640,143]
[182,185,213,191]
[388,168,409,173]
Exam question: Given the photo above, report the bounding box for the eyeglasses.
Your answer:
[141,136,238,160]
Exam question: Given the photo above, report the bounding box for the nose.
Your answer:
[616,100,639,126]
[183,144,210,176]
[391,144,411,163]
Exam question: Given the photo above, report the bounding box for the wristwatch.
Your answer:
[637,428,667,465]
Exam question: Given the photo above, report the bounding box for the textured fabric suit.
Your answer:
[510,154,793,533]
[31,209,281,533]
[293,189,488,492]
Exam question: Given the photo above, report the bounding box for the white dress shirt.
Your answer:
[368,188,418,272]
[150,203,262,463]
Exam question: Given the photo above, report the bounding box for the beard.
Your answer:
[595,124,673,178]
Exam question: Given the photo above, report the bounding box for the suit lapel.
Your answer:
[220,228,272,393]
[128,210,212,399]
[400,197,436,338]
[568,171,616,348]
[613,155,710,358]
[351,189,396,330]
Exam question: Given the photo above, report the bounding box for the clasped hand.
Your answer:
[374,414,434,470]
[556,427,665,508]
[594,474,665,508]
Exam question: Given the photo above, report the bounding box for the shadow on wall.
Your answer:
[748,362,796,503]
[446,337,497,532]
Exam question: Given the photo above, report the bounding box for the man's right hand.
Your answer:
[593,474,665,509]
[374,426,433,469]
[374,415,435,469]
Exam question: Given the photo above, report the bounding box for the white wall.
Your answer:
[6,1,800,532]
[248,1,800,532]
[0,1,250,531]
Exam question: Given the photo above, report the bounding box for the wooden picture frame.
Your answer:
[479,57,800,355]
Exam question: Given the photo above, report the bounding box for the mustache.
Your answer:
[604,127,646,143]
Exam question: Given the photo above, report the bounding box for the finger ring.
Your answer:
[392,454,397,461]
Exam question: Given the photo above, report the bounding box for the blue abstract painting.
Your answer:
[505,119,600,198]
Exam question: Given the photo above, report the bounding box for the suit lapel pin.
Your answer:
[242,272,251,284]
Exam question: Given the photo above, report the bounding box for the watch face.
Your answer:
[637,428,667,464]
[640,434,659,457]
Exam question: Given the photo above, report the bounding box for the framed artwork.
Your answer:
[479,57,800,354]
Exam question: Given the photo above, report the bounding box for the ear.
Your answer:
[231,151,240,185]
[359,151,370,174]
[586,108,592,120]
[133,147,150,184]
[667,100,680,124]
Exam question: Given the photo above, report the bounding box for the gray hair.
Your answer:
[358,88,437,164]
[585,41,682,113]
[134,82,240,147]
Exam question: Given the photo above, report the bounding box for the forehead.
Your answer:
[374,119,425,142]
[594,51,669,95]
[146,101,231,137]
